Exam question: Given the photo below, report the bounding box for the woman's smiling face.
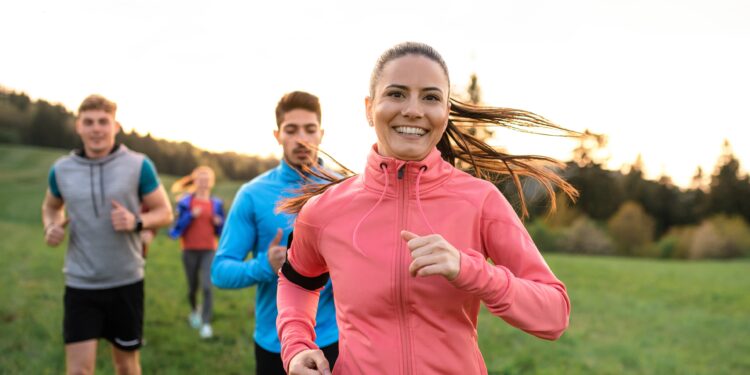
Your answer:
[366,54,450,161]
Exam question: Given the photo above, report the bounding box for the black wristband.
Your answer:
[134,216,143,233]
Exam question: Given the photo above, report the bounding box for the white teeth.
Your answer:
[394,126,427,136]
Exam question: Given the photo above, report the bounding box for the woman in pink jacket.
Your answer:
[277,42,579,375]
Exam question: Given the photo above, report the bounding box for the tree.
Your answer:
[564,161,624,220]
[708,140,750,221]
[461,73,494,143]
[690,166,707,191]
[24,100,76,148]
[571,129,607,168]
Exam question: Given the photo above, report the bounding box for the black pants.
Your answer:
[181,250,214,323]
[254,342,338,375]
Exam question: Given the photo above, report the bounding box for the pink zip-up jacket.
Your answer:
[277,146,570,374]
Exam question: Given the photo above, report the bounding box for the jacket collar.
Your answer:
[277,157,327,183]
[363,144,454,197]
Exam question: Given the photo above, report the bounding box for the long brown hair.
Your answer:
[280,42,580,218]
[171,166,215,196]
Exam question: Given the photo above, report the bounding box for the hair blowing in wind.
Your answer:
[279,42,582,218]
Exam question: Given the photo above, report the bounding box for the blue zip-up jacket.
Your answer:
[168,194,225,240]
[211,159,338,353]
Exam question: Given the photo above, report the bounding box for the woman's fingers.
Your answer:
[289,349,330,375]
[415,264,449,278]
[409,253,447,276]
[409,242,439,258]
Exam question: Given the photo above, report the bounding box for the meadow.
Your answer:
[1,144,748,374]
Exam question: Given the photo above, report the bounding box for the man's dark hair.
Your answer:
[275,91,321,128]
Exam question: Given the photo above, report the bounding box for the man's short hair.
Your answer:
[78,94,117,117]
[275,91,321,128]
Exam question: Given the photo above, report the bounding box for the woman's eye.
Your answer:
[424,94,440,101]
[387,91,405,98]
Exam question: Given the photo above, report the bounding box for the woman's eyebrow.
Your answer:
[385,84,443,94]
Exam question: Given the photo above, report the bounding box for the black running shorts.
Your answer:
[63,280,144,351]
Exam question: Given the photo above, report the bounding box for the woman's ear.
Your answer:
[365,96,374,127]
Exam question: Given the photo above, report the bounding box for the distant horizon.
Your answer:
[3,83,742,189]
[3,0,748,189]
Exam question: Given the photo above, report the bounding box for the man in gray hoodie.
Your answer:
[41,94,173,375]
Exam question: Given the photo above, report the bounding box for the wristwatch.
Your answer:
[134,216,143,233]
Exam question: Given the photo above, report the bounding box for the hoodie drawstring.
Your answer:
[415,166,436,234]
[88,163,109,218]
[99,164,105,207]
[89,165,99,218]
[352,163,390,255]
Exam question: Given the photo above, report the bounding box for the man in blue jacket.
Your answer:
[211,91,338,375]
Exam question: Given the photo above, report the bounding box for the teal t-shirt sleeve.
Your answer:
[139,157,160,196]
[48,166,61,198]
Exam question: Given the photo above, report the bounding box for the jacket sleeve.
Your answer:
[212,197,226,236]
[450,189,570,340]
[277,209,328,371]
[210,189,276,288]
[168,196,193,239]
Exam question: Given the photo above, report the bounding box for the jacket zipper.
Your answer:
[395,164,413,375]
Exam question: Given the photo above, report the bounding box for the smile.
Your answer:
[393,126,427,136]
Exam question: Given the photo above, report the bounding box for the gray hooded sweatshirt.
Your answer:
[52,145,150,289]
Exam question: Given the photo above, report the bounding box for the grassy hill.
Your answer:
[1,144,748,374]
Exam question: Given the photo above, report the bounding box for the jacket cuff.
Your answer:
[451,248,512,302]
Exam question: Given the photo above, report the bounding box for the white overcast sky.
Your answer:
[2,0,749,187]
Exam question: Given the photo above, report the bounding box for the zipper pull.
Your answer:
[397,165,406,179]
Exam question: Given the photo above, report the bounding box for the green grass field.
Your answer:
[1,144,749,374]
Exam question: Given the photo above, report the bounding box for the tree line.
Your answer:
[458,75,750,260]
[3,86,749,259]
[516,134,750,259]
[0,88,278,180]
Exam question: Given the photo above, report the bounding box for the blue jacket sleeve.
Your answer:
[168,195,193,239]
[212,197,226,236]
[211,187,276,288]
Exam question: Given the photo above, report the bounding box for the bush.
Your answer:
[657,226,697,259]
[607,201,656,256]
[711,215,750,257]
[688,215,750,259]
[689,221,728,259]
[527,220,566,253]
[559,216,616,255]
[648,235,679,258]
[542,193,582,229]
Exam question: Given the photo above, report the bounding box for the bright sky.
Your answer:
[3,0,749,188]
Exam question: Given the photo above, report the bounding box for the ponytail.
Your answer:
[279,100,579,218]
